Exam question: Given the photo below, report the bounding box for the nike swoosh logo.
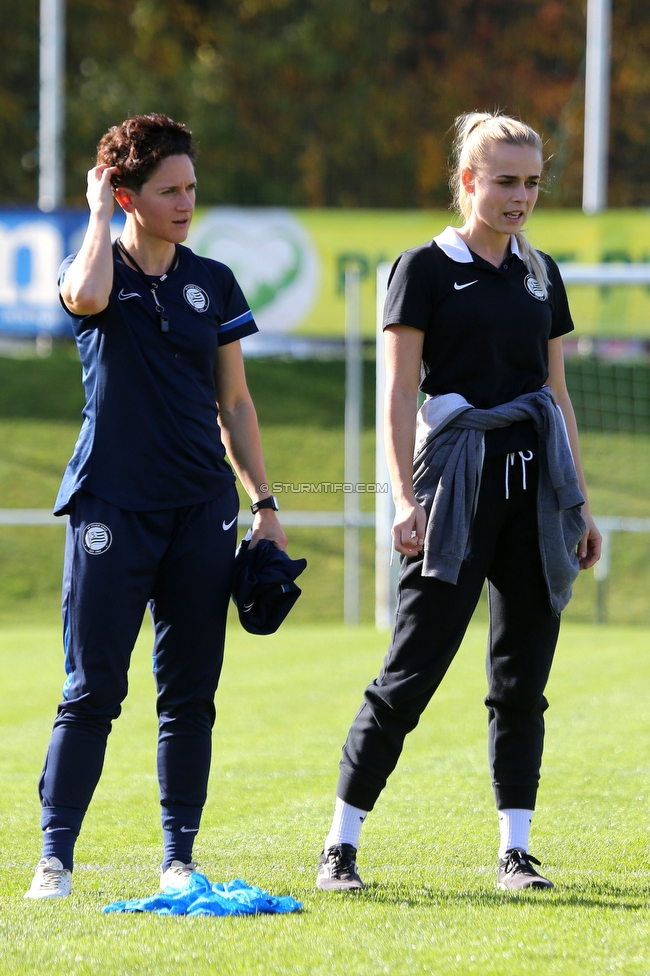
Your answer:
[222,516,237,531]
[179,826,199,833]
[243,602,255,613]
[118,288,142,300]
[454,280,479,290]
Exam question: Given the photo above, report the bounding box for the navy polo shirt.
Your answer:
[55,244,258,515]
[383,226,574,454]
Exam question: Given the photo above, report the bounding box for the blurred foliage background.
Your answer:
[2,0,650,209]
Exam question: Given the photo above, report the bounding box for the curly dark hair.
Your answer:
[96,114,197,193]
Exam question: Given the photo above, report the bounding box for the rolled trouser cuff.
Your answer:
[336,765,385,813]
[494,785,538,812]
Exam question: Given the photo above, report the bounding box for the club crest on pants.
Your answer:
[82,522,112,555]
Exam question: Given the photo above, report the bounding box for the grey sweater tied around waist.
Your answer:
[412,385,586,615]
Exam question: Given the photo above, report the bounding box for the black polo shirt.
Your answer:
[383,225,574,455]
[55,244,258,514]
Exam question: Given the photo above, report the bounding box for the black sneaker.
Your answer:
[497,848,554,891]
[316,844,365,891]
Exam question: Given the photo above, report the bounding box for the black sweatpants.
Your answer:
[337,451,560,813]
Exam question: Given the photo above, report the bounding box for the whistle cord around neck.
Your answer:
[116,239,178,333]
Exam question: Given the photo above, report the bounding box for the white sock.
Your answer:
[498,808,533,859]
[324,797,368,851]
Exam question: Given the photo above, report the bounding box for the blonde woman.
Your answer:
[317,112,600,893]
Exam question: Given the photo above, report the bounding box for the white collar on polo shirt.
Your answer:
[433,225,522,263]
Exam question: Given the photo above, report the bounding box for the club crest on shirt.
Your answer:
[183,284,210,312]
[524,274,546,301]
[81,522,112,555]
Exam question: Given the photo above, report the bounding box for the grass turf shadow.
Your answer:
[319,880,650,912]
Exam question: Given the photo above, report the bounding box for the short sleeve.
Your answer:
[383,248,435,333]
[216,268,258,346]
[545,255,574,340]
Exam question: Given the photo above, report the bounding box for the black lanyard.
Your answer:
[116,239,177,333]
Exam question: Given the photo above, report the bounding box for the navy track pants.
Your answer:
[337,451,561,813]
[38,486,239,838]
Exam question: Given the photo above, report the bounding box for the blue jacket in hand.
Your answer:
[231,531,307,635]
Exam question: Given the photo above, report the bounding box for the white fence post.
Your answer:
[375,262,397,630]
[582,0,612,214]
[344,265,362,626]
[593,527,611,624]
[39,0,65,212]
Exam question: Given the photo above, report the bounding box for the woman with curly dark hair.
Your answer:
[24,114,286,899]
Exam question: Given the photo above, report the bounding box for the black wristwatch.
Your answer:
[250,495,279,514]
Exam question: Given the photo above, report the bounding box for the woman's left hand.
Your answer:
[578,509,601,570]
[249,510,288,552]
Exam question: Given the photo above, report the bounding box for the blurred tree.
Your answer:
[607,0,650,206]
[2,0,649,208]
[0,0,40,204]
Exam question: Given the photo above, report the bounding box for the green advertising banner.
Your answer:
[188,208,650,338]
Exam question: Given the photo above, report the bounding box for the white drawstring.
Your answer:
[505,453,515,500]
[519,449,533,491]
[504,450,534,499]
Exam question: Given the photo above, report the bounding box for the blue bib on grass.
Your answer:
[103,874,302,917]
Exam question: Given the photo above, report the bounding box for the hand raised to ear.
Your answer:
[86,164,120,217]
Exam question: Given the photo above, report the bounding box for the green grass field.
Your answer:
[2,415,650,626]
[1,620,648,975]
[1,354,649,973]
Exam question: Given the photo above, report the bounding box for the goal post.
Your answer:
[374,262,399,630]
[373,261,650,629]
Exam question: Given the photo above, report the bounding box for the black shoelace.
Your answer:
[327,844,356,874]
[503,849,542,871]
